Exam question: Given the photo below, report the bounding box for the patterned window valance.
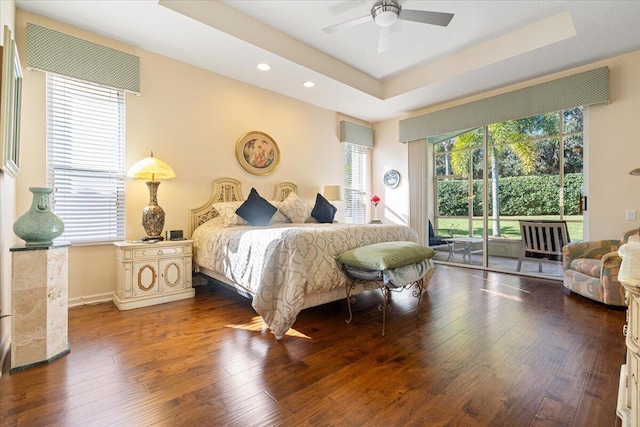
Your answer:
[27,22,140,94]
[399,66,609,143]
[340,120,373,148]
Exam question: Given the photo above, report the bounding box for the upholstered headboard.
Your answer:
[188,178,298,237]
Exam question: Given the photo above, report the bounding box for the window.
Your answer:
[433,108,583,241]
[47,74,126,244]
[344,142,367,224]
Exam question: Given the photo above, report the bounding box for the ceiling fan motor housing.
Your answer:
[371,0,401,27]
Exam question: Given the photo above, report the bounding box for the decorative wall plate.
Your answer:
[383,169,400,188]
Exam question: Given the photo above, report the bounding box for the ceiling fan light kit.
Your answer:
[323,0,454,53]
[372,1,400,27]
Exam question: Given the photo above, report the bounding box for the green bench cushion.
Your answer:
[337,241,435,270]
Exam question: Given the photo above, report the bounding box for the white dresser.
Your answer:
[113,240,194,310]
[617,235,640,426]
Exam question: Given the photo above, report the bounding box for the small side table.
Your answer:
[10,242,70,372]
[113,239,194,310]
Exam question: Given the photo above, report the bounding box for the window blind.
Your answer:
[408,140,427,244]
[47,74,126,244]
[344,143,367,224]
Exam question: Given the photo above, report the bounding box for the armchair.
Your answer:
[562,229,638,306]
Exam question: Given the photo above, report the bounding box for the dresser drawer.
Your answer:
[132,245,184,259]
[630,293,640,348]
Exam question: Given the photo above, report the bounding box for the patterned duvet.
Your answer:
[192,220,420,339]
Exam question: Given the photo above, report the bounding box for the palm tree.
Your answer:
[445,121,537,237]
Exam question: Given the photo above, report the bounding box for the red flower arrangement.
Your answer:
[371,195,381,207]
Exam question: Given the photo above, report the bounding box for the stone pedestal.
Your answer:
[10,242,70,372]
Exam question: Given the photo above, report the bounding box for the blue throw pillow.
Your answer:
[235,188,277,226]
[311,193,337,223]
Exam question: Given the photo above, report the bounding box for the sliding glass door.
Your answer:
[431,108,584,279]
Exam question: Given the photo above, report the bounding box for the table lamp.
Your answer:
[323,185,343,201]
[128,152,175,240]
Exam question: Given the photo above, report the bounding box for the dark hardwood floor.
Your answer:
[0,265,626,426]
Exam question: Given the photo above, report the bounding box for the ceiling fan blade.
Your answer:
[323,14,371,34]
[329,0,367,15]
[398,9,454,27]
[377,26,391,53]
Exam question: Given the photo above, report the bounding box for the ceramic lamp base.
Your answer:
[142,181,165,238]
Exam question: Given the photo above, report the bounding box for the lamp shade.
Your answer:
[128,155,176,181]
[323,185,343,201]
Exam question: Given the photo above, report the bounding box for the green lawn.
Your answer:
[436,216,583,241]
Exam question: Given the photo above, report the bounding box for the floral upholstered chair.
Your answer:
[562,229,638,306]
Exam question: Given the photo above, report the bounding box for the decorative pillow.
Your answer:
[235,188,277,226]
[213,201,248,227]
[269,200,291,224]
[207,215,226,226]
[279,192,311,223]
[337,241,436,270]
[311,193,337,223]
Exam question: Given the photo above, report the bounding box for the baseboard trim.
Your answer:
[68,292,114,308]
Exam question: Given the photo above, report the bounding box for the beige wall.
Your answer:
[588,51,640,240]
[15,10,350,300]
[372,119,409,226]
[373,49,640,242]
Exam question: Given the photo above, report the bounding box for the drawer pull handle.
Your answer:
[158,249,163,256]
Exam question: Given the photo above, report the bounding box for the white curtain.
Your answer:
[408,139,428,245]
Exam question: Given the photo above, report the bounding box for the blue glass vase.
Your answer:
[13,187,65,246]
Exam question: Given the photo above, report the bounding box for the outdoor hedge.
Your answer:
[437,173,583,216]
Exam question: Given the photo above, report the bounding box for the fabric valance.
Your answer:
[399,66,609,143]
[27,22,140,94]
[340,120,373,148]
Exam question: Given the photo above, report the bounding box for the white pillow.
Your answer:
[213,201,248,227]
[279,192,311,223]
[270,200,292,224]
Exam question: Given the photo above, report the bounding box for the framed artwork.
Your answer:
[235,131,280,176]
[0,26,23,177]
[383,169,400,188]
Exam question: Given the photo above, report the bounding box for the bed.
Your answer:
[189,177,428,339]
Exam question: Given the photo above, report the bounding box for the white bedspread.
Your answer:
[192,221,420,339]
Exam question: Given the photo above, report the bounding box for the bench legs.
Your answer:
[345,269,432,336]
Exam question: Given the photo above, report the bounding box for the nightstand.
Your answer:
[113,239,194,310]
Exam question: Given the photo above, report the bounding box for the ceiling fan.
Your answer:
[323,0,454,53]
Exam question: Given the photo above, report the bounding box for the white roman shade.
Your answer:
[399,67,609,143]
[340,120,373,148]
[27,22,140,94]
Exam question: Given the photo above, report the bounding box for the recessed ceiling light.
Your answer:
[303,81,315,88]
[257,63,271,71]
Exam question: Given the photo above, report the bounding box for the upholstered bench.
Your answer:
[336,241,435,336]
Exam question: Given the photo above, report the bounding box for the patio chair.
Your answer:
[428,220,453,252]
[517,220,570,273]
